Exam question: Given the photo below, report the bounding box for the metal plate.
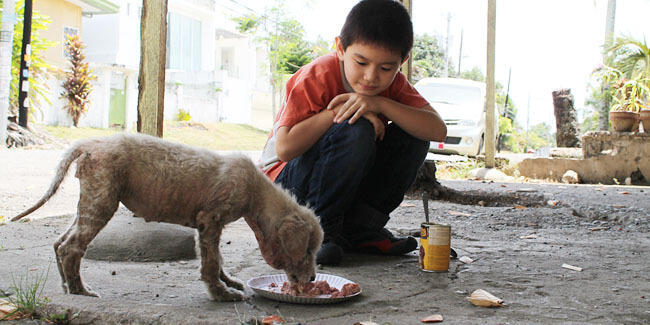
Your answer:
[247,273,362,304]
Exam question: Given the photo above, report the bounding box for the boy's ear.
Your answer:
[335,36,345,60]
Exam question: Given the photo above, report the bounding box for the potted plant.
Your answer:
[595,66,645,132]
[606,35,650,132]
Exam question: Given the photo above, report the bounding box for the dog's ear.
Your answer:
[278,215,310,265]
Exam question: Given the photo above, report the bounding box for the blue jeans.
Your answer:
[275,118,429,241]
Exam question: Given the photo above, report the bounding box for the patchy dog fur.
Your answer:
[12,133,323,302]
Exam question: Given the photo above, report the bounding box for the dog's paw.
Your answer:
[224,279,245,291]
[66,283,100,297]
[209,287,245,302]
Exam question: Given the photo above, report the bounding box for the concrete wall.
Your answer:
[518,132,650,184]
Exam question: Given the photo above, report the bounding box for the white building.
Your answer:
[43,0,272,131]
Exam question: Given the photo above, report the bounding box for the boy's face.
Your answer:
[336,37,406,96]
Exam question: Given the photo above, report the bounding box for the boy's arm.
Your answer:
[328,93,447,142]
[275,109,336,162]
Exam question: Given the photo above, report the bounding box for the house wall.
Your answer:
[36,0,273,131]
[35,0,82,70]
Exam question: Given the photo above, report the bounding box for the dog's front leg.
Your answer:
[197,212,245,302]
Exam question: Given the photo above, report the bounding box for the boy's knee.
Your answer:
[328,118,376,154]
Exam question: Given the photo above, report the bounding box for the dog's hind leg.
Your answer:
[197,211,245,301]
[57,188,118,297]
[54,215,80,294]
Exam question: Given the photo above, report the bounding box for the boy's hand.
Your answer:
[327,93,381,124]
[363,112,385,141]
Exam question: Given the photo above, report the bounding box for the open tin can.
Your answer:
[419,222,451,272]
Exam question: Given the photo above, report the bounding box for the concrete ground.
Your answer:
[1,148,649,324]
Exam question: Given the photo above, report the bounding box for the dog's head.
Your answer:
[256,204,322,286]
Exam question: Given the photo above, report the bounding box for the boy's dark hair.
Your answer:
[339,0,413,59]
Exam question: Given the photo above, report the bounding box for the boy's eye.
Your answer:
[355,60,367,66]
[380,66,393,72]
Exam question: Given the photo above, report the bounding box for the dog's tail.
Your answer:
[11,143,85,221]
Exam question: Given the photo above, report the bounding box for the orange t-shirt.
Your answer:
[259,52,429,181]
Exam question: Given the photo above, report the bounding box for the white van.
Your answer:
[414,77,496,156]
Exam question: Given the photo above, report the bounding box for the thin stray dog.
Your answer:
[12,133,323,302]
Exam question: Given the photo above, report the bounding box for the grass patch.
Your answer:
[435,159,486,180]
[2,266,50,321]
[39,120,269,151]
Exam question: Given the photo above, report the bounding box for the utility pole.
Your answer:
[17,0,32,128]
[457,28,463,77]
[598,0,616,131]
[443,12,451,78]
[485,0,496,167]
[0,0,17,146]
[498,67,512,153]
[525,94,530,153]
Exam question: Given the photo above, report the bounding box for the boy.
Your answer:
[259,0,447,265]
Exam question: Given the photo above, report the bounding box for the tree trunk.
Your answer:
[137,0,168,137]
[552,89,581,147]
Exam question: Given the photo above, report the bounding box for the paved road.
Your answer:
[1,147,649,324]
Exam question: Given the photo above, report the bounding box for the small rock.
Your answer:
[562,170,580,184]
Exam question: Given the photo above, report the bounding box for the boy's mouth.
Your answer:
[360,84,377,91]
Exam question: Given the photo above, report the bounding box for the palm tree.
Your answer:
[608,35,650,84]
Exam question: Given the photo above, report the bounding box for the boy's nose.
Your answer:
[364,68,378,82]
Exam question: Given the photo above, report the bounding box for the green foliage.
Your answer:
[10,0,56,119]
[176,108,191,121]
[231,14,259,34]
[581,88,603,133]
[5,266,50,319]
[231,0,320,109]
[412,34,446,82]
[459,67,485,82]
[590,35,650,114]
[60,34,96,127]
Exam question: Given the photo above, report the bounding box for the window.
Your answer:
[62,26,79,57]
[166,12,202,71]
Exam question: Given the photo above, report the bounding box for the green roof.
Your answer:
[79,0,119,14]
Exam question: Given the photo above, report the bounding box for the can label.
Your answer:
[419,223,451,272]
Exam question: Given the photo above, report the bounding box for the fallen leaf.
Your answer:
[354,322,380,325]
[613,205,625,208]
[547,200,559,206]
[561,263,583,272]
[514,204,527,210]
[262,315,286,325]
[467,289,503,307]
[420,314,444,323]
[448,210,471,217]
[459,256,474,264]
[590,226,609,231]
[478,200,486,207]
[0,298,19,321]
[520,234,537,239]
[0,216,6,224]
[516,188,537,193]
[400,203,416,207]
[594,187,605,191]
[620,191,630,195]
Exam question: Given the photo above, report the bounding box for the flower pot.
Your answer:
[640,109,650,132]
[609,111,639,132]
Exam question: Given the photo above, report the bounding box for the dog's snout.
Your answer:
[310,275,315,282]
